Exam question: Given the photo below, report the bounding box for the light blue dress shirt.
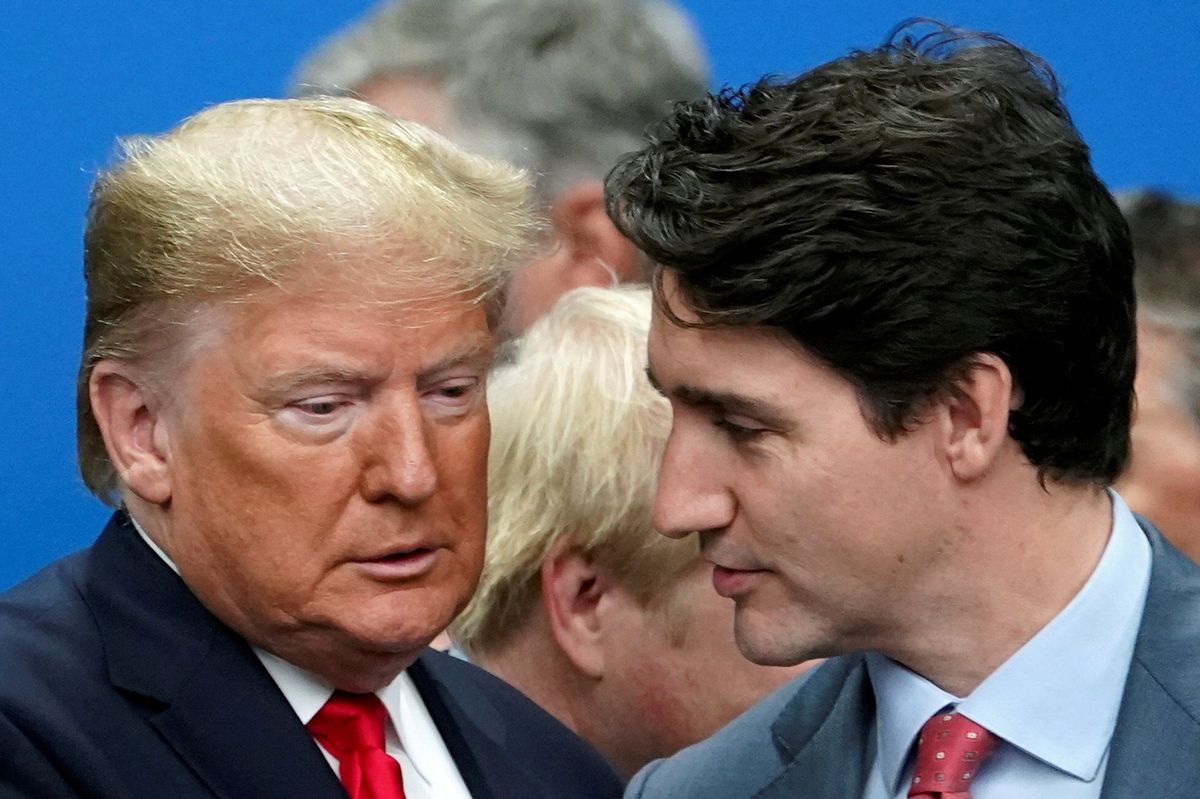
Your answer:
[862,490,1151,799]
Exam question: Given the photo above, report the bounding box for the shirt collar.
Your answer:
[868,490,1151,793]
[254,648,436,787]
[130,514,180,575]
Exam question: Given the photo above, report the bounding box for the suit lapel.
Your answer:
[408,654,513,799]
[1101,522,1200,799]
[83,513,344,799]
[752,656,875,799]
[147,634,346,799]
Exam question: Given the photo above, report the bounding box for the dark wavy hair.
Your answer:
[605,21,1136,485]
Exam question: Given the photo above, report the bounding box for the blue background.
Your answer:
[2,1,1197,588]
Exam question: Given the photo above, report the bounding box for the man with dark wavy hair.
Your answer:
[606,23,1200,799]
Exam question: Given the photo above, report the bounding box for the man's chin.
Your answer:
[733,618,821,667]
[335,604,461,656]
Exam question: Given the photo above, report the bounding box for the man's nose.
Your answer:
[360,395,439,505]
[652,428,735,539]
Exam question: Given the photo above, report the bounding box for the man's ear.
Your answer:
[937,353,1017,482]
[88,360,173,505]
[550,179,644,288]
[540,539,612,680]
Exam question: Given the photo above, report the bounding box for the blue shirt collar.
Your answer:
[867,490,1150,794]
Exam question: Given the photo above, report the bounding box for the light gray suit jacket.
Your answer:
[625,520,1200,798]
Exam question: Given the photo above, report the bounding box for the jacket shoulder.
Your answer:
[416,650,624,798]
[0,551,97,681]
[625,666,817,799]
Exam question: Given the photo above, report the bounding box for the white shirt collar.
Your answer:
[868,490,1151,793]
[253,648,439,787]
[130,514,179,574]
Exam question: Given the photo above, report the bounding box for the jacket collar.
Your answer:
[1101,519,1200,798]
[751,655,875,798]
[747,519,1200,799]
[81,512,345,798]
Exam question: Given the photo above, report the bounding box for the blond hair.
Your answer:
[452,286,696,656]
[79,96,537,502]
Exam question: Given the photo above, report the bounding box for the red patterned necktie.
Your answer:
[307,691,407,799]
[908,710,999,798]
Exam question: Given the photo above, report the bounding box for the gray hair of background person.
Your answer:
[78,97,536,504]
[1119,190,1200,423]
[452,284,693,656]
[289,0,710,201]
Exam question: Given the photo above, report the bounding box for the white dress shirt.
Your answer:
[255,648,472,799]
[862,490,1151,799]
[131,518,471,799]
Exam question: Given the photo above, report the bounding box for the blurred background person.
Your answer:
[450,286,808,780]
[1115,191,1200,562]
[291,0,710,334]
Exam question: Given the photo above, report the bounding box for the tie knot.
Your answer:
[307,691,389,756]
[908,710,998,797]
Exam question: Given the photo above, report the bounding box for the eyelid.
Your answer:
[294,395,346,411]
[285,394,355,418]
[422,375,482,407]
[713,409,773,440]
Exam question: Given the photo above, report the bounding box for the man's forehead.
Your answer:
[230,262,488,319]
[649,300,800,367]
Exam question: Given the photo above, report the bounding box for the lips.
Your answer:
[354,547,440,580]
[711,564,767,598]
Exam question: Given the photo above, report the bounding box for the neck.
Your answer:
[474,618,585,733]
[884,477,1112,697]
[257,633,416,693]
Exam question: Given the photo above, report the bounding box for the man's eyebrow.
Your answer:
[648,368,789,425]
[420,333,497,377]
[263,366,376,395]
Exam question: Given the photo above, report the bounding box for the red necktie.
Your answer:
[908,710,999,799]
[307,691,407,799]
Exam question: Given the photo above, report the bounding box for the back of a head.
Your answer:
[1114,190,1200,555]
[1120,190,1200,328]
[290,0,468,98]
[453,285,689,657]
[292,0,710,200]
[606,21,1135,486]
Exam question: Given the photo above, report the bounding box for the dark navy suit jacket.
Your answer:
[0,512,622,798]
[625,519,1200,798]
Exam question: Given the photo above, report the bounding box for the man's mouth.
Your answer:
[711,564,767,598]
[356,547,440,580]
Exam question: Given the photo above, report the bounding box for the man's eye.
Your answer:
[714,417,765,440]
[429,378,479,404]
[294,398,345,416]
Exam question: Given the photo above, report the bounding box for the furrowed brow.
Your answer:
[420,334,497,379]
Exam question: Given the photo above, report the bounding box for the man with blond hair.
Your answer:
[451,286,806,780]
[0,97,621,799]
